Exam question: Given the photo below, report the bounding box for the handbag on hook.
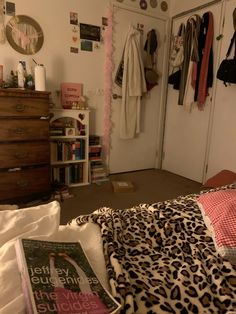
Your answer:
[169,23,185,68]
[217,31,236,86]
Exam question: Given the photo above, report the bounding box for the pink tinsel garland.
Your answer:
[103,6,113,158]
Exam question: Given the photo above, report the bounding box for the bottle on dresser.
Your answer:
[17,61,25,88]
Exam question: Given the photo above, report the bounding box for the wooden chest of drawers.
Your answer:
[0,89,51,202]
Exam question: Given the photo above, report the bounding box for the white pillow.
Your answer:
[0,201,61,314]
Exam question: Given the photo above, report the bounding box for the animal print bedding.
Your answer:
[70,187,236,314]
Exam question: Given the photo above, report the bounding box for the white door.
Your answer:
[162,2,222,182]
[206,0,236,180]
[109,5,168,174]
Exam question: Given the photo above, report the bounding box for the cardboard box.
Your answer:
[111,181,135,193]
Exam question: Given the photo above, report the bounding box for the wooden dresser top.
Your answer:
[0,88,50,99]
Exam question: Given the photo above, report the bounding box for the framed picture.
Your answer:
[80,23,101,42]
[65,128,75,136]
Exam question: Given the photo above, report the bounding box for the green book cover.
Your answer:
[15,239,120,314]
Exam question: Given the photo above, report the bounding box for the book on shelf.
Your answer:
[89,135,100,146]
[89,145,102,153]
[51,140,85,163]
[89,158,109,183]
[15,239,121,314]
[52,164,84,185]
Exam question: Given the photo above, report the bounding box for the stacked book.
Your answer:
[50,120,65,136]
[89,144,102,161]
[90,160,109,183]
[89,134,100,146]
[53,184,74,201]
[89,135,109,183]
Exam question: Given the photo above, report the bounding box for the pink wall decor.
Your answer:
[103,5,113,159]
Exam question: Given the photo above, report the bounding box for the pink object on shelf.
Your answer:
[61,82,83,109]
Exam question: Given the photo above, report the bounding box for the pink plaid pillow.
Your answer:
[197,189,236,263]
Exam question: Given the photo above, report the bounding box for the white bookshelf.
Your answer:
[50,109,90,187]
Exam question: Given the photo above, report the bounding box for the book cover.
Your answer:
[15,239,120,314]
[61,83,83,109]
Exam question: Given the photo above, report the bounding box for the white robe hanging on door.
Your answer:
[120,26,147,139]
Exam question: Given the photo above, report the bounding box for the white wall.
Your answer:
[1,0,109,135]
[170,0,215,16]
[0,0,170,136]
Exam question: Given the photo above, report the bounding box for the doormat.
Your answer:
[111,181,135,193]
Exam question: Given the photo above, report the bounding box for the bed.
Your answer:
[1,184,236,314]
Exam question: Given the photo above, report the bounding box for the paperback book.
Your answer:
[15,239,120,314]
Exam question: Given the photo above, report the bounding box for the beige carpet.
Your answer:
[60,169,202,225]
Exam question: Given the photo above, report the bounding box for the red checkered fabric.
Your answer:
[197,189,236,248]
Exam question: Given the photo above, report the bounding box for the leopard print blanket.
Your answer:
[69,190,236,313]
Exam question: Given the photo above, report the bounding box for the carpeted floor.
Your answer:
[59,169,202,225]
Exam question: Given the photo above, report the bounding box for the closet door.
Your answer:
[162,2,222,183]
[205,0,236,179]
[109,5,168,174]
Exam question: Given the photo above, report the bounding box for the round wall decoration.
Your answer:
[140,0,148,10]
[6,15,44,55]
[160,1,168,12]
[150,0,158,8]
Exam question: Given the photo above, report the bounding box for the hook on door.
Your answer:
[113,93,122,99]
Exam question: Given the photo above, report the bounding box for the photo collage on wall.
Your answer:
[70,12,107,54]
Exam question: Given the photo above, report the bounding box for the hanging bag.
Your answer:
[169,23,185,68]
[144,29,159,90]
[217,31,236,86]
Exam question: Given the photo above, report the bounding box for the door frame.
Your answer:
[109,2,170,171]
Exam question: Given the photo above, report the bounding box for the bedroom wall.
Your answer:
[0,0,108,135]
[170,0,216,16]
[3,0,232,180]
[0,0,170,136]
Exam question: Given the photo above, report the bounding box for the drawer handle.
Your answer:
[13,127,25,135]
[15,152,29,159]
[15,103,25,112]
[17,179,29,188]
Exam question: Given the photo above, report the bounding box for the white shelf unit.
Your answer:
[50,109,90,187]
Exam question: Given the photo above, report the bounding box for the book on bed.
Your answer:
[15,239,120,314]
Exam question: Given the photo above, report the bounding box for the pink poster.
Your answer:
[61,82,83,109]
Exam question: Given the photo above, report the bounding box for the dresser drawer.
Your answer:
[0,96,49,117]
[0,142,50,168]
[0,119,49,141]
[0,166,51,200]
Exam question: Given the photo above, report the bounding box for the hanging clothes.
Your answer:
[144,29,159,91]
[120,26,147,139]
[182,14,201,112]
[195,11,214,110]
[178,14,201,108]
